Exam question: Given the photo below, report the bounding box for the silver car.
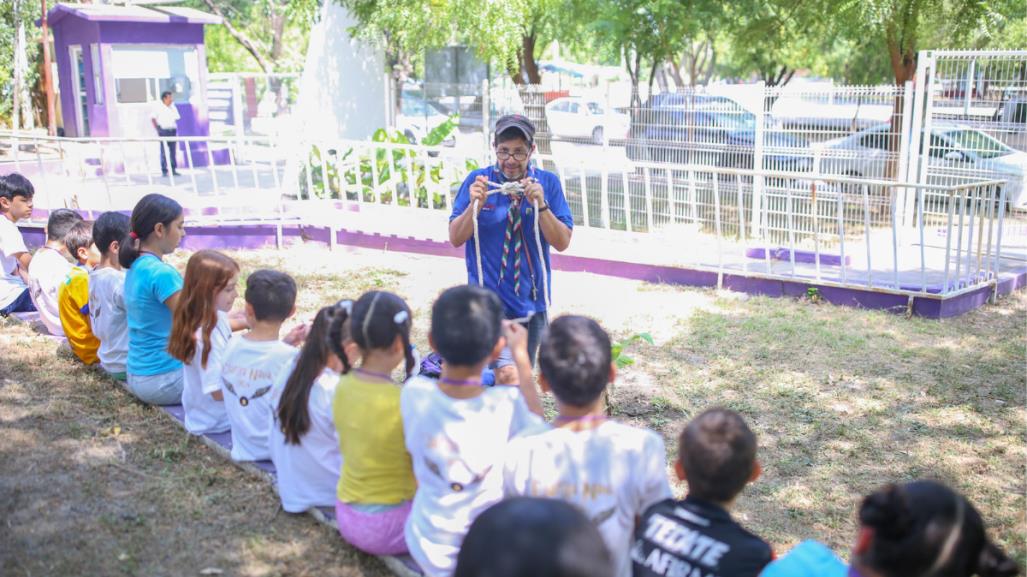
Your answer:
[816,123,1027,209]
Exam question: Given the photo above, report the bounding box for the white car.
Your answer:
[544,97,630,145]
[817,123,1027,209]
[396,95,456,147]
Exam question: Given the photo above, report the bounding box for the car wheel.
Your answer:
[592,126,604,145]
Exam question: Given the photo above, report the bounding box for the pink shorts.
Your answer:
[335,499,411,556]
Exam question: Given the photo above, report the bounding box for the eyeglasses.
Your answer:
[496,150,530,161]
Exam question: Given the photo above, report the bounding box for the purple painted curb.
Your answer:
[18,220,1026,319]
[745,247,851,267]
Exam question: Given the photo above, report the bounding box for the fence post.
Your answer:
[896,81,915,243]
[906,56,931,229]
[751,81,767,239]
[482,78,491,163]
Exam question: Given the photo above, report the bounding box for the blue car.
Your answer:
[626,93,812,172]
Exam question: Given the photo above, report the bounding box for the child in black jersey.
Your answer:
[631,408,772,577]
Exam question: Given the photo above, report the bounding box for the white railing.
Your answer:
[0,131,1012,301]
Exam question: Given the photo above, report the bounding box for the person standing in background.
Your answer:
[152,91,180,177]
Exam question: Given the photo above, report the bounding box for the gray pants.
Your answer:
[127,369,184,405]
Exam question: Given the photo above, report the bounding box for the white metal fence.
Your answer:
[0,129,1013,302]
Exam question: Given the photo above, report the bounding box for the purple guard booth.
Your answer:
[46,3,221,167]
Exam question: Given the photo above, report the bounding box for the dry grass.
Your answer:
[1,244,1024,575]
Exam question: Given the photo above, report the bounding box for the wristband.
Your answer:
[538,204,550,213]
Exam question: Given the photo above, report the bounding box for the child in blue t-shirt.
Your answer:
[122,193,187,405]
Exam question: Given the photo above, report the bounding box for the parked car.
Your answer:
[396,94,456,147]
[626,93,812,172]
[816,123,1026,209]
[544,96,630,144]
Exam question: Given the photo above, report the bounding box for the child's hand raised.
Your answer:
[502,320,530,364]
[283,322,310,347]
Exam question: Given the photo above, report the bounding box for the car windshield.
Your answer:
[713,111,756,132]
[940,129,1012,159]
[587,102,603,115]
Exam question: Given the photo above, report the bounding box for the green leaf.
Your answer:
[422,114,459,147]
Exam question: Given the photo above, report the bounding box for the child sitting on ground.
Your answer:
[29,208,83,335]
[270,302,357,514]
[760,479,1019,577]
[57,220,101,364]
[455,496,615,577]
[220,269,299,462]
[168,250,243,435]
[331,291,417,556]
[122,193,186,405]
[631,408,772,577]
[402,285,543,576]
[0,173,36,317]
[503,315,671,577]
[87,212,131,380]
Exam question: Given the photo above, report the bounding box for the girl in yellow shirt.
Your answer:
[332,290,417,556]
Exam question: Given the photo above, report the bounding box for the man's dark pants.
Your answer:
[158,128,177,175]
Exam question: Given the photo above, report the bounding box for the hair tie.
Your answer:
[129,231,138,240]
[393,310,409,325]
[336,299,353,315]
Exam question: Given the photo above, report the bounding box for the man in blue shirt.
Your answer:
[449,115,574,385]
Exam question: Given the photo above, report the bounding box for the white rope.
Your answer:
[470,178,551,312]
[472,197,483,286]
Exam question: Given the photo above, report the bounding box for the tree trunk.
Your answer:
[521,31,541,85]
[886,35,916,85]
[666,58,685,90]
[509,47,526,85]
[702,47,717,85]
[625,47,643,108]
[646,59,659,101]
[656,66,669,93]
[885,33,917,181]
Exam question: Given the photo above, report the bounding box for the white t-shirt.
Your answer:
[401,376,544,577]
[88,266,129,374]
[152,101,181,130]
[28,247,72,336]
[0,215,28,310]
[503,421,673,577]
[182,310,233,435]
[269,359,343,513]
[220,335,296,462]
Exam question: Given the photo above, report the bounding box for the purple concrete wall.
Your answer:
[51,17,101,138]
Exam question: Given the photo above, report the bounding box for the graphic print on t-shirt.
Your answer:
[423,433,493,493]
[222,364,275,406]
[631,499,773,577]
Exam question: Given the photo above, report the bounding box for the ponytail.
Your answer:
[857,480,1020,577]
[119,193,183,268]
[328,299,353,374]
[278,303,351,445]
[351,291,414,379]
